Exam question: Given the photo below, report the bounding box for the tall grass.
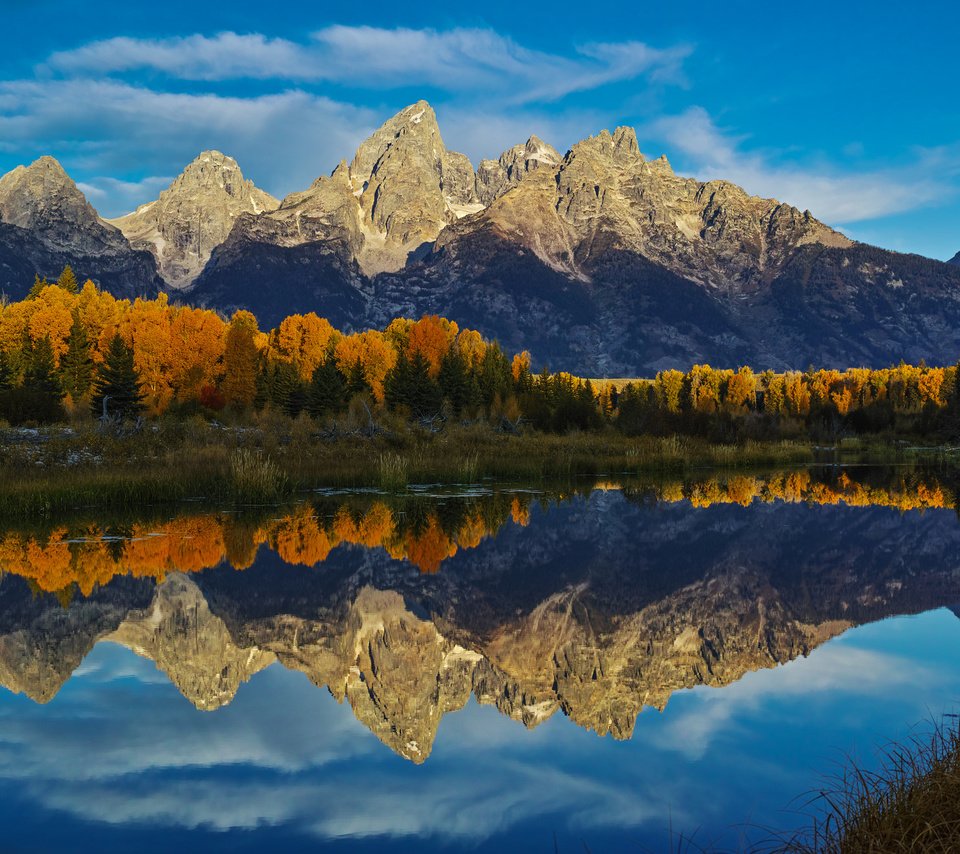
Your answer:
[229,449,288,503]
[378,452,409,492]
[777,717,960,852]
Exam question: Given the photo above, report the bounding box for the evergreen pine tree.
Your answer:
[56,265,79,294]
[0,349,12,392]
[24,336,62,398]
[254,359,272,410]
[948,361,960,441]
[270,361,305,417]
[384,352,412,410]
[307,358,347,419]
[91,334,145,420]
[407,352,442,417]
[21,336,65,422]
[478,344,512,407]
[438,349,470,415]
[59,313,94,400]
[345,359,371,398]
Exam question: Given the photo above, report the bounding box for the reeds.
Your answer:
[777,716,960,853]
[378,452,409,492]
[229,448,288,503]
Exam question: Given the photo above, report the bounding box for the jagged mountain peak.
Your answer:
[949,251,960,266]
[219,99,479,279]
[110,150,279,289]
[565,125,645,167]
[475,134,562,205]
[0,155,98,227]
[348,100,442,185]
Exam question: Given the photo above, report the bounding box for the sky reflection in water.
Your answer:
[0,469,958,851]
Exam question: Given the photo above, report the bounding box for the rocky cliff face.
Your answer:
[369,123,960,373]
[0,156,161,299]
[109,151,278,290]
[475,135,561,205]
[949,251,960,266]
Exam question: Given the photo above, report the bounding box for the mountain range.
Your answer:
[1,101,959,374]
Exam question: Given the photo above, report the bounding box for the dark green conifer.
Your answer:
[90,334,145,420]
[24,336,62,398]
[27,274,49,299]
[270,361,305,417]
[407,352,442,416]
[307,358,347,419]
[345,359,371,398]
[59,313,94,399]
[0,349,12,392]
[384,352,412,410]
[19,336,65,423]
[438,349,470,415]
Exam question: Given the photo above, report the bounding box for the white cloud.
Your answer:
[77,175,173,209]
[43,27,692,105]
[656,644,934,760]
[0,79,377,216]
[646,106,959,224]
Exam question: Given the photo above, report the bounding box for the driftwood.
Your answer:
[415,412,446,433]
[496,416,524,435]
[98,396,144,437]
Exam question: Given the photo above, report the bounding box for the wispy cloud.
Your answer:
[656,644,933,761]
[43,27,691,105]
[646,106,960,224]
[0,79,377,215]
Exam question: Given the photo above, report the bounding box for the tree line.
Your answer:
[1,267,958,439]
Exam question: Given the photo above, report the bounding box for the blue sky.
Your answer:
[1,0,956,259]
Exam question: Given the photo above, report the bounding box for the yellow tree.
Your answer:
[784,372,811,417]
[169,307,226,401]
[725,366,756,414]
[27,285,75,364]
[275,313,337,380]
[654,370,684,414]
[407,315,458,377]
[334,330,398,402]
[118,295,173,414]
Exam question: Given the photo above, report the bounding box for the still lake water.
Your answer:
[1,467,959,852]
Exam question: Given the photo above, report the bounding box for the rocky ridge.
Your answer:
[109,151,278,290]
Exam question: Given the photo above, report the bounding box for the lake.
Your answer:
[0,466,958,851]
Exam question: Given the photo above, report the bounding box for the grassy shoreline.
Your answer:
[2,418,958,518]
[779,717,960,852]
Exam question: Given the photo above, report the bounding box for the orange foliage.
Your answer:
[406,315,458,377]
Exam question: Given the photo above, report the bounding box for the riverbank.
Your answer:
[1,418,957,518]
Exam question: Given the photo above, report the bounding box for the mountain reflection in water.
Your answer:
[0,466,958,772]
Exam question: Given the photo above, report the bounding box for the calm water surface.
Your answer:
[1,467,959,852]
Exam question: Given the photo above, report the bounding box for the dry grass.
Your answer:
[377,452,409,492]
[229,448,289,504]
[776,717,960,853]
